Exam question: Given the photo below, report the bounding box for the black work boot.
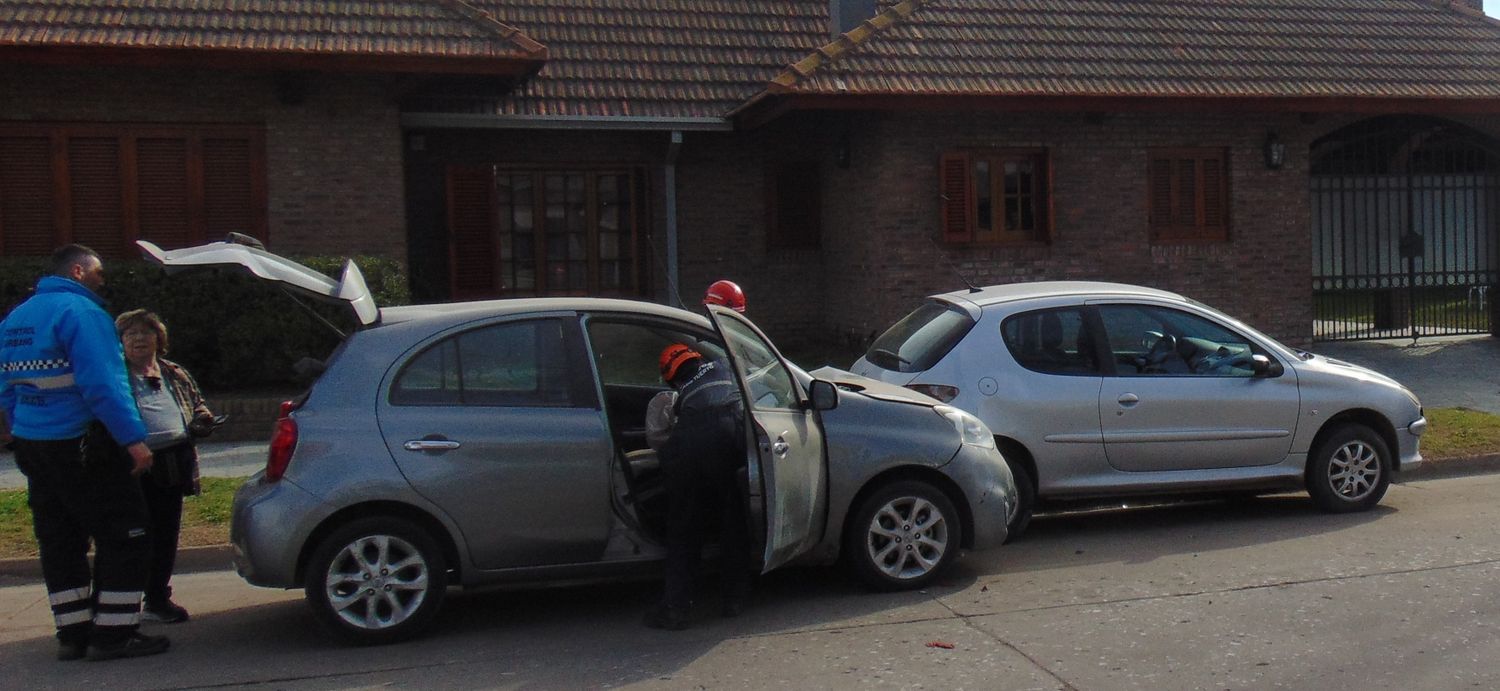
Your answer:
[642,605,690,631]
[87,632,170,661]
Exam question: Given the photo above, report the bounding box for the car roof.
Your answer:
[378,297,712,329]
[935,281,1187,309]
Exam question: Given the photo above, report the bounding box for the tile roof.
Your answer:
[0,0,545,67]
[468,0,830,119]
[760,0,1500,104]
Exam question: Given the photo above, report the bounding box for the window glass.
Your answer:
[1096,305,1259,377]
[1001,308,1098,375]
[391,319,574,406]
[587,320,724,386]
[865,301,976,373]
[717,316,798,410]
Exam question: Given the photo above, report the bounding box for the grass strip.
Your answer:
[1,476,244,560]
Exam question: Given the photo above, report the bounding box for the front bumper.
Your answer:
[230,473,331,588]
[1397,416,1426,472]
[945,444,1016,550]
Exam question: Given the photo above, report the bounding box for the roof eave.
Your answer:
[735,92,1500,127]
[0,44,546,78]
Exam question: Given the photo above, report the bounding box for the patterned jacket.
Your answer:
[157,357,212,496]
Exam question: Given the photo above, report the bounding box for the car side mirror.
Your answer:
[808,379,839,411]
[1251,354,1284,378]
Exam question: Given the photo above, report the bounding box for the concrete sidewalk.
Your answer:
[1311,334,1500,414]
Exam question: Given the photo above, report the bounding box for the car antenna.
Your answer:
[926,236,982,293]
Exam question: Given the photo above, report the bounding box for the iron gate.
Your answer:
[1311,116,1499,341]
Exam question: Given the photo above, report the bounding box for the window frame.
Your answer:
[445,164,647,300]
[1147,147,1231,244]
[1093,303,1272,378]
[0,121,268,257]
[939,148,1052,246]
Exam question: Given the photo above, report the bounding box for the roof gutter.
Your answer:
[400,113,734,131]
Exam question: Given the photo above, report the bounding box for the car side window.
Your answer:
[391,319,576,406]
[1096,305,1261,377]
[585,320,724,387]
[1001,308,1098,375]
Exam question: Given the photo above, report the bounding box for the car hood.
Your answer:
[1301,352,1408,390]
[809,366,939,407]
[136,239,378,327]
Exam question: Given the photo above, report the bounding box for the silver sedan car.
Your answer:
[852,282,1426,539]
[138,239,1015,645]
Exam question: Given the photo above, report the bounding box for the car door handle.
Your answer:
[772,439,790,457]
[1117,393,1140,407]
[404,439,461,452]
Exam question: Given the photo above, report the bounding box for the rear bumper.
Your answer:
[230,474,330,588]
[946,444,1015,550]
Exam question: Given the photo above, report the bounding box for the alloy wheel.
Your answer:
[324,534,431,631]
[1327,440,1381,501]
[864,495,950,581]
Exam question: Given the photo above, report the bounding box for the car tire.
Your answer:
[304,517,448,645]
[1004,460,1035,543]
[1307,423,1391,513]
[845,480,963,591]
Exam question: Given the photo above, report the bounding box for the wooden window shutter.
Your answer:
[135,137,191,248]
[202,137,255,238]
[0,136,56,256]
[67,137,125,257]
[939,152,972,243]
[447,165,497,297]
[1147,155,1173,233]
[1201,154,1227,236]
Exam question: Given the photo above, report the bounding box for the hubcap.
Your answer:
[1327,440,1381,501]
[325,535,430,630]
[865,495,949,580]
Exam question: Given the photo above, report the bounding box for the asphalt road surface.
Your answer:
[3,471,1499,690]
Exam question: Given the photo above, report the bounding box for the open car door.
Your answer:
[136,238,378,327]
[705,305,827,573]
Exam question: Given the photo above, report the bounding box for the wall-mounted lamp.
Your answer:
[1263,131,1286,170]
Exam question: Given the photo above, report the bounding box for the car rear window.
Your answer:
[864,301,975,373]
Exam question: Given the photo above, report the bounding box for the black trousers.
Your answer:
[140,450,186,606]
[14,431,151,645]
[658,413,751,612]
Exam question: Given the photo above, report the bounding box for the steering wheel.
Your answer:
[1139,331,1177,373]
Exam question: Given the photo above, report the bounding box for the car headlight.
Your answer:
[934,405,995,449]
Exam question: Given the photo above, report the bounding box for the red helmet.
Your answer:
[659,343,702,382]
[703,279,746,312]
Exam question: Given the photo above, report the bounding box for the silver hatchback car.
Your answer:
[138,239,1015,644]
[853,282,1426,539]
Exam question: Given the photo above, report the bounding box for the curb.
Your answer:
[0,544,235,582]
[2,454,1499,583]
[1398,452,1500,482]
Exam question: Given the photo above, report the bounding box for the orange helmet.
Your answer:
[703,279,746,313]
[659,343,702,382]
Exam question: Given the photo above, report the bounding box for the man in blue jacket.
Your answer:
[0,245,169,662]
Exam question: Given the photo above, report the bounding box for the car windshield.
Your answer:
[864,301,976,373]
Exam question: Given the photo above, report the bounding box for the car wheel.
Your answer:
[845,480,963,591]
[1004,461,1035,543]
[304,517,448,645]
[1307,424,1391,513]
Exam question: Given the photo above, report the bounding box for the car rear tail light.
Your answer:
[905,383,960,403]
[265,400,301,482]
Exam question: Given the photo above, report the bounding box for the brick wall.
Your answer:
[0,65,407,262]
[819,111,1318,347]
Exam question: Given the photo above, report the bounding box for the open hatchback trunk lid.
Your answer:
[136,238,378,327]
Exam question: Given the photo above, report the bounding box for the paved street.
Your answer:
[1,471,1498,690]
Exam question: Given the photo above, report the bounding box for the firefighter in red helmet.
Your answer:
[702,280,746,313]
[644,343,751,630]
